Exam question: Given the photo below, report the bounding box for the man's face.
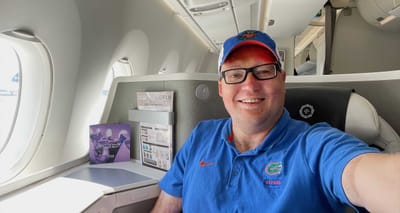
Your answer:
[218,45,286,128]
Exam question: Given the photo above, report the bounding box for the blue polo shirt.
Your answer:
[159,109,379,212]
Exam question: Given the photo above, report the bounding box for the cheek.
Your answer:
[219,81,237,98]
[271,86,285,95]
[266,83,286,103]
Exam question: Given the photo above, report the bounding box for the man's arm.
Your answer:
[342,152,400,212]
[151,190,182,213]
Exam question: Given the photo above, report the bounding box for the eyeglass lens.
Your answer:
[222,63,278,84]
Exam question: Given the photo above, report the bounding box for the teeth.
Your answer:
[240,98,261,103]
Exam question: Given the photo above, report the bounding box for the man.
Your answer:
[152,30,400,212]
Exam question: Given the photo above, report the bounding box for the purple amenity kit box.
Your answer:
[89,123,131,164]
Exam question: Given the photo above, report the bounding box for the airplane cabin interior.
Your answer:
[0,0,400,212]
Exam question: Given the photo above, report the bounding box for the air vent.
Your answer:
[189,1,229,12]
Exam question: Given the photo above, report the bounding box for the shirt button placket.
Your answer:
[230,157,242,185]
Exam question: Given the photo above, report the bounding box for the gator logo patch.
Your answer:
[265,162,282,175]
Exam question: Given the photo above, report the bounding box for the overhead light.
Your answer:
[378,5,400,25]
[189,1,229,13]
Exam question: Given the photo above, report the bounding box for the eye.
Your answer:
[254,69,273,76]
[225,70,244,79]
[256,69,273,74]
[254,65,275,77]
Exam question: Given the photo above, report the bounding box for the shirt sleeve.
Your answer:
[303,123,380,207]
[158,125,197,198]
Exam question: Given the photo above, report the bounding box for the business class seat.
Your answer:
[284,86,400,152]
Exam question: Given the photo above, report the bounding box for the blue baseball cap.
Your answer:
[217,30,280,72]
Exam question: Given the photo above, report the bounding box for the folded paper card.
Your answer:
[89,123,131,164]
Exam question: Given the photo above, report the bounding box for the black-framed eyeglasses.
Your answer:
[219,63,281,85]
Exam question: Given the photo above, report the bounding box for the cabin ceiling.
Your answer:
[163,0,328,52]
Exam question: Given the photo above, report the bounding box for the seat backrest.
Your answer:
[285,86,400,152]
[285,86,352,131]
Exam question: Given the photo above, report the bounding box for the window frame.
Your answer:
[0,30,53,184]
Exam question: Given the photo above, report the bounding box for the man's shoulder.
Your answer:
[189,118,231,142]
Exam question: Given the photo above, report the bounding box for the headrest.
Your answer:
[285,86,353,131]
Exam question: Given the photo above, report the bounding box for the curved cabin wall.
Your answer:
[332,7,400,74]
[64,1,214,163]
[0,0,215,188]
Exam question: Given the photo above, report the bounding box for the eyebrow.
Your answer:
[222,61,276,70]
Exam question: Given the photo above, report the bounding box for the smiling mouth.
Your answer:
[239,98,265,103]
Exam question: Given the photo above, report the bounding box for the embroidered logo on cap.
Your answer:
[238,30,257,40]
[265,162,282,175]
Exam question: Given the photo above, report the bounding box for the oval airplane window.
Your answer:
[0,30,52,183]
[102,57,133,97]
[95,57,133,123]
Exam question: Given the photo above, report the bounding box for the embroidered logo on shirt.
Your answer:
[264,179,281,186]
[199,160,214,167]
[265,162,282,175]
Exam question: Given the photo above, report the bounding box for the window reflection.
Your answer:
[0,38,20,151]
